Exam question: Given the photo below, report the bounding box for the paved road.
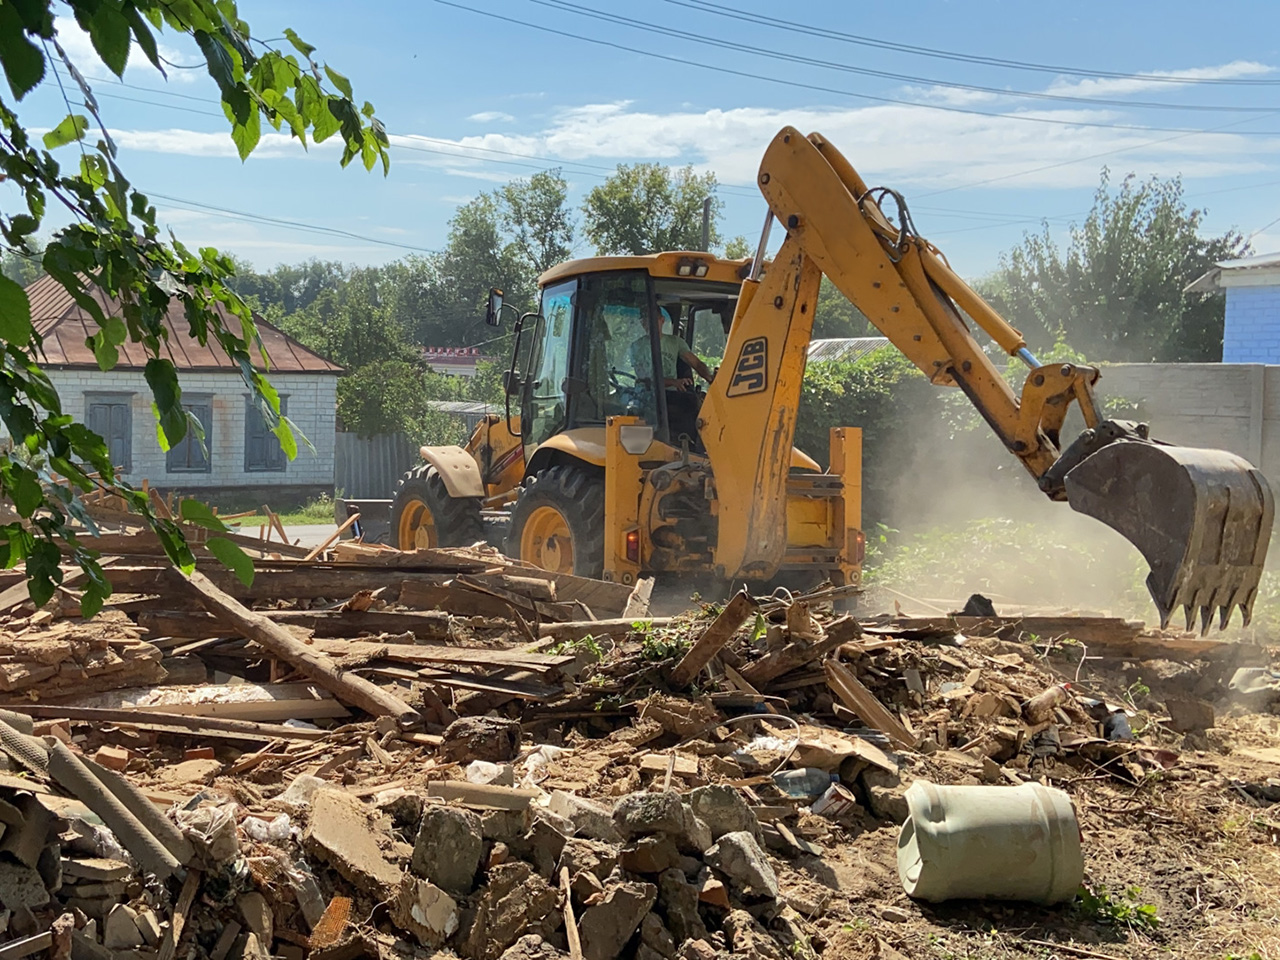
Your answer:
[276,523,338,549]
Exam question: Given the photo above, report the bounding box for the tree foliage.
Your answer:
[981,171,1249,362]
[0,0,388,611]
[582,163,722,255]
[813,277,874,339]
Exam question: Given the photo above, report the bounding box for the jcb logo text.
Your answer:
[726,337,768,397]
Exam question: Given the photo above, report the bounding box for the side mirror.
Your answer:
[502,370,520,395]
[485,288,504,327]
[561,376,589,396]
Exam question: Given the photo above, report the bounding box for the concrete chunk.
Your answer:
[579,882,658,960]
[303,788,402,898]
[411,804,483,896]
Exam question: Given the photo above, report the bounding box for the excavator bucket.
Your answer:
[1064,441,1274,633]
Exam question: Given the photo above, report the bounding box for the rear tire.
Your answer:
[507,464,605,577]
[391,465,484,550]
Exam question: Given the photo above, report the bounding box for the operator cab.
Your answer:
[506,253,743,452]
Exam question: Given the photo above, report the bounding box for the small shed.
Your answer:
[24,275,342,501]
[1185,252,1280,363]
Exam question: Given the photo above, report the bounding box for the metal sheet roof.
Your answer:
[806,337,892,363]
[24,274,342,374]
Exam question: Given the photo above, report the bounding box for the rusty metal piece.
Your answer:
[309,896,352,949]
[1065,440,1274,632]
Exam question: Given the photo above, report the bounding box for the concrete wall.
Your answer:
[1101,362,1278,475]
[1224,286,1280,363]
[43,368,337,494]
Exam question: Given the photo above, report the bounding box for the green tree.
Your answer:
[279,267,411,370]
[723,235,751,259]
[501,169,575,276]
[813,277,874,339]
[582,163,722,254]
[336,360,467,444]
[0,0,387,610]
[0,241,43,287]
[982,170,1249,362]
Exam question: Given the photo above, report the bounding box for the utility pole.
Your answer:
[701,197,711,252]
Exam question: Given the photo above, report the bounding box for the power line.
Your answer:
[146,191,441,253]
[430,0,1280,136]
[662,0,1280,86]
[528,0,1279,114]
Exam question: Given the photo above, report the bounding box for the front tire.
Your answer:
[391,465,484,550]
[507,465,605,577]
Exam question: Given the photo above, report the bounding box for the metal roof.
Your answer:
[806,337,892,363]
[1185,251,1280,295]
[24,274,342,374]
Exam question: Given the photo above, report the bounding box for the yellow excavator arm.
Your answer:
[700,126,1274,632]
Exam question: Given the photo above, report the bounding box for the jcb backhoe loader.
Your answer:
[390,126,1274,632]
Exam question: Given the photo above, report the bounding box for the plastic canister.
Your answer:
[897,780,1083,905]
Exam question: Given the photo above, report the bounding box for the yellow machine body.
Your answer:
[393,128,1272,629]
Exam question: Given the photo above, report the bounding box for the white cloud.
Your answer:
[416,97,1279,191]
[53,15,200,85]
[88,59,1280,196]
[109,127,333,159]
[467,111,515,123]
[1045,61,1275,100]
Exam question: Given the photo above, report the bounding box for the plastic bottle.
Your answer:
[772,768,837,799]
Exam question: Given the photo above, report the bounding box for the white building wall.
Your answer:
[44,368,336,489]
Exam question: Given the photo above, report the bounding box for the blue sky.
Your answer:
[10,0,1280,290]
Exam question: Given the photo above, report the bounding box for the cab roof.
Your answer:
[537,251,750,288]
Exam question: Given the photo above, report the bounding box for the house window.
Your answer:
[86,393,133,472]
[166,396,213,474]
[245,396,287,472]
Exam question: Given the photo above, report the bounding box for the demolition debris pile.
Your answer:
[0,530,1278,959]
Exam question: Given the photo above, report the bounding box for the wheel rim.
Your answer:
[520,504,574,573]
[397,498,437,550]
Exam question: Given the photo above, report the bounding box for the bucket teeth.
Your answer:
[1065,440,1274,634]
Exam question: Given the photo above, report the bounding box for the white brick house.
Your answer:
[25,275,341,502]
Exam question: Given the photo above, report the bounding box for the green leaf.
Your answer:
[90,331,118,370]
[144,357,186,448]
[194,28,237,96]
[43,113,89,150]
[282,28,315,58]
[230,107,261,160]
[9,466,41,517]
[0,3,45,100]
[323,64,352,100]
[0,275,33,344]
[87,2,132,77]
[179,498,230,533]
[121,4,161,71]
[25,540,62,607]
[206,536,254,587]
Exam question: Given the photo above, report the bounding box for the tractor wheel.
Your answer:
[507,465,605,577]
[391,464,484,550]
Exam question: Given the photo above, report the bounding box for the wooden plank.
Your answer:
[139,609,453,641]
[3,704,331,741]
[638,753,698,776]
[170,569,422,727]
[740,617,858,687]
[539,618,676,641]
[455,574,578,622]
[398,580,516,619]
[36,682,349,722]
[303,638,571,672]
[105,565,490,603]
[669,592,758,688]
[302,514,360,562]
[561,867,584,960]
[425,780,539,810]
[360,667,560,700]
[157,868,201,960]
[824,659,915,750]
